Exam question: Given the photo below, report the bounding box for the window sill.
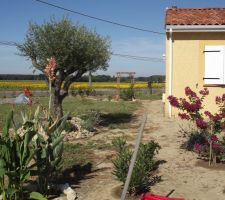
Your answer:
[203,84,225,88]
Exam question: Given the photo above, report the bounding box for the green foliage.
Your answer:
[0,111,38,200]
[120,85,135,101]
[17,17,111,117]
[17,17,111,73]
[80,111,100,132]
[112,137,160,194]
[34,112,69,195]
[85,88,96,96]
[0,106,68,198]
[64,120,75,132]
[29,192,47,200]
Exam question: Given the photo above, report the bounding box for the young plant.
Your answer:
[80,111,100,132]
[112,137,160,195]
[120,84,135,101]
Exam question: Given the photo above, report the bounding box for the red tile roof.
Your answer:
[166,7,225,26]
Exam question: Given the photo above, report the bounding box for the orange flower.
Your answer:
[44,57,57,80]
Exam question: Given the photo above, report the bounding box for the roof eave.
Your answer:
[166,25,225,32]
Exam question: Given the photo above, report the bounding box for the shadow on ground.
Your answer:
[55,162,93,186]
[99,113,133,126]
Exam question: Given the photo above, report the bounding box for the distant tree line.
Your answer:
[0,74,165,83]
[0,74,45,80]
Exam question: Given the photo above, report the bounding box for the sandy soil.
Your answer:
[68,100,225,200]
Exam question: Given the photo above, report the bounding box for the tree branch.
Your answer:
[61,69,86,99]
[31,58,43,71]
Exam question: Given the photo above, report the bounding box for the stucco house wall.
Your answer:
[165,7,225,117]
[165,32,225,117]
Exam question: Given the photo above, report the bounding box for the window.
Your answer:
[204,45,225,85]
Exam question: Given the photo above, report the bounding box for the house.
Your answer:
[165,6,225,117]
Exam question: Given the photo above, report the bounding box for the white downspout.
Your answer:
[168,28,173,117]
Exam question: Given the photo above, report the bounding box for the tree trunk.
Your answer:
[52,90,63,118]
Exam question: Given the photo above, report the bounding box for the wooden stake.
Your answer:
[209,124,213,166]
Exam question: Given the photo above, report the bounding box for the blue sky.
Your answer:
[1,0,225,76]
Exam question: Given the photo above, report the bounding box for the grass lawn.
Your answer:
[0,96,141,131]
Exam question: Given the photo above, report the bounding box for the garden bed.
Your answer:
[1,97,224,200]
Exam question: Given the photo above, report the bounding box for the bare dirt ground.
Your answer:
[63,100,225,200]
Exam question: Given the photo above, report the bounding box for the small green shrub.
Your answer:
[120,87,135,101]
[80,111,100,132]
[108,95,112,101]
[85,88,96,96]
[78,88,85,97]
[64,120,75,132]
[112,137,160,194]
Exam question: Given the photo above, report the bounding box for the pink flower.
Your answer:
[204,111,213,119]
[185,87,197,98]
[213,114,222,122]
[194,143,203,152]
[196,119,207,129]
[199,88,209,96]
[168,96,179,107]
[216,96,222,104]
[212,143,221,151]
[211,135,219,142]
[181,99,201,112]
[222,94,225,101]
[178,113,190,120]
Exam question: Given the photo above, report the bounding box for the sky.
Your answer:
[1,0,225,77]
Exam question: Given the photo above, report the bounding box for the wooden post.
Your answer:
[209,124,213,166]
[88,71,92,88]
[148,81,153,94]
[117,72,121,95]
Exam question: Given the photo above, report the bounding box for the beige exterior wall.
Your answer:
[165,32,225,117]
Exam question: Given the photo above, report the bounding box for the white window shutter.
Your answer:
[204,45,224,84]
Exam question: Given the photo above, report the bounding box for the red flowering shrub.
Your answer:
[23,87,32,97]
[168,87,225,163]
[195,119,207,129]
[23,87,33,106]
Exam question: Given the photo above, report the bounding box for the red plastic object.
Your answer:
[140,194,185,200]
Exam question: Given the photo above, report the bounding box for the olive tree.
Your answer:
[17,18,111,117]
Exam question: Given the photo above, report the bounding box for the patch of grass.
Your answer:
[0,96,140,130]
[108,123,129,129]
[63,143,91,170]
[63,140,113,171]
[135,89,164,100]
[0,103,31,130]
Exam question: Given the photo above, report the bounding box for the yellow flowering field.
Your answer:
[0,80,164,90]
